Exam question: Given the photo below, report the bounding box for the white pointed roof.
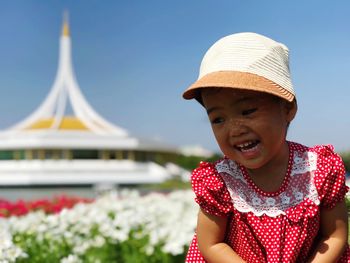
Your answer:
[10,16,127,136]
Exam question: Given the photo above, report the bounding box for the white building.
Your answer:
[0,15,178,186]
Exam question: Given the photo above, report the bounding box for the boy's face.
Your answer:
[201,88,296,171]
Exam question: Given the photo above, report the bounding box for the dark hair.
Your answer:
[195,87,224,106]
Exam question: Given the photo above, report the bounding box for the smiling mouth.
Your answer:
[235,140,260,152]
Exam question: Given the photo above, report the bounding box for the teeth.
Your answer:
[235,141,260,152]
[237,141,254,148]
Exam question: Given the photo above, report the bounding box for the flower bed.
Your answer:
[0,190,198,262]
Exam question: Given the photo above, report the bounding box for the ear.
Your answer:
[284,99,297,122]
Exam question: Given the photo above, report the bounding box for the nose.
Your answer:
[227,119,248,137]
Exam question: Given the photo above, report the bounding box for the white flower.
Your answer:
[3,189,199,259]
[0,219,26,262]
[60,254,82,263]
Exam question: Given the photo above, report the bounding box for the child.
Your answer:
[183,32,349,262]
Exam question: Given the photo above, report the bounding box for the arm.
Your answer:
[307,200,348,263]
[196,208,246,263]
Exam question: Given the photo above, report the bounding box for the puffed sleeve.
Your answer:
[313,145,349,209]
[191,161,233,217]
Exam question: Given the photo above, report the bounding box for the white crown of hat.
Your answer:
[198,32,295,96]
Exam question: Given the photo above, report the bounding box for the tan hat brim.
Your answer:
[183,71,295,102]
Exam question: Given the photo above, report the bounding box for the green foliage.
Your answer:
[13,231,187,263]
[175,153,223,171]
[340,152,350,173]
[346,197,350,212]
[139,178,190,191]
[14,233,71,262]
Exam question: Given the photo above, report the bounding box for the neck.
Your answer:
[247,141,290,192]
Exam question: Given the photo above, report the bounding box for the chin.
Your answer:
[234,157,267,170]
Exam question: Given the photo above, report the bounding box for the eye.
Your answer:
[210,117,225,125]
[242,108,257,116]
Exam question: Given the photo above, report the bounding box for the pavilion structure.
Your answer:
[0,15,178,186]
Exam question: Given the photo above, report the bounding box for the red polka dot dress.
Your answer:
[186,142,350,263]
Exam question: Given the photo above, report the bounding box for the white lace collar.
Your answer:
[215,149,320,217]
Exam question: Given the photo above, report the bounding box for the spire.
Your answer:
[62,10,70,37]
[9,13,128,136]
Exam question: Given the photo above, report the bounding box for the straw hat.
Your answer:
[183,32,295,102]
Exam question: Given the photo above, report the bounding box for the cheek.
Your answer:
[210,126,226,145]
[271,113,289,129]
[257,110,287,127]
[262,116,289,138]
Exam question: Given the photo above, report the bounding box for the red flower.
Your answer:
[0,195,93,217]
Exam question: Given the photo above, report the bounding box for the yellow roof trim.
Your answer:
[26,117,89,130]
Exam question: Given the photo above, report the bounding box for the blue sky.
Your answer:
[0,1,349,153]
